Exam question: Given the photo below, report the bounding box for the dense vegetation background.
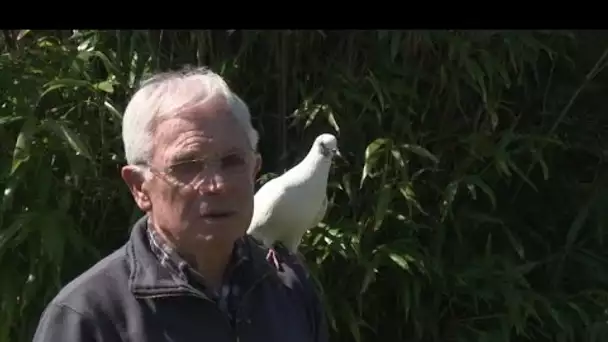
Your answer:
[2,29,608,342]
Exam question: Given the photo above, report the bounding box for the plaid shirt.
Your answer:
[146,221,249,324]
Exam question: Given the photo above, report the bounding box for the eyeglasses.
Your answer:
[142,151,253,190]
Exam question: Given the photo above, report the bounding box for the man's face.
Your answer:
[124,99,260,249]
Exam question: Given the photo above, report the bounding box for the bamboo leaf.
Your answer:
[42,119,93,161]
[326,109,340,133]
[502,225,525,259]
[93,80,114,93]
[360,259,377,295]
[372,184,392,231]
[565,198,593,251]
[360,138,389,188]
[389,253,412,273]
[40,79,92,99]
[401,144,439,164]
[441,180,459,222]
[17,29,31,40]
[11,117,38,175]
[0,116,24,126]
[103,100,122,120]
[464,175,497,210]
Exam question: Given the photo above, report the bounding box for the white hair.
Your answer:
[121,66,259,165]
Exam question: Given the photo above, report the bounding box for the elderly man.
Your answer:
[32,66,328,342]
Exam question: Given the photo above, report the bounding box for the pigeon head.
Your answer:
[314,133,341,158]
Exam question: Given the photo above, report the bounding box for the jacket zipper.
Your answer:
[232,271,273,341]
[149,271,274,341]
[144,289,237,340]
[188,289,238,341]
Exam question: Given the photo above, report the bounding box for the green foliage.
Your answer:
[2,29,608,342]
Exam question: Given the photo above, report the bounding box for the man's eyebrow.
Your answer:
[169,152,199,164]
[169,148,243,163]
[224,147,247,155]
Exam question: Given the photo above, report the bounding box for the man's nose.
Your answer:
[195,171,227,194]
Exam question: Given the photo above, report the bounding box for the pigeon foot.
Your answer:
[266,248,281,270]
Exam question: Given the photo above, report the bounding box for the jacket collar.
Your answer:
[126,214,276,299]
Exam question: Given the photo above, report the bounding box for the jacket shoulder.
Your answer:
[33,245,132,341]
[47,245,131,316]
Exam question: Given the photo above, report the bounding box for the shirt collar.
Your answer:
[127,214,272,299]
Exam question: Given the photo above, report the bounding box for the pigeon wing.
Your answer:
[282,194,328,253]
[246,181,290,246]
[312,195,328,228]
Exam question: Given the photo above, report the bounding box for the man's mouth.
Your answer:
[201,211,235,219]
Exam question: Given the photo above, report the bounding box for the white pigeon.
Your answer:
[247,133,340,267]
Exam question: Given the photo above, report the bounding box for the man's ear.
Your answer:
[121,165,152,211]
[253,153,262,176]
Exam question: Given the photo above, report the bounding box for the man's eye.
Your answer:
[170,161,202,177]
[222,154,246,168]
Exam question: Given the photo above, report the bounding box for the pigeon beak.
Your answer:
[333,148,342,158]
[333,148,349,165]
[333,148,345,162]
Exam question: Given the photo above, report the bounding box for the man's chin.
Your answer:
[189,216,244,242]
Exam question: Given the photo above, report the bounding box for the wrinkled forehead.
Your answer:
[151,100,251,164]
